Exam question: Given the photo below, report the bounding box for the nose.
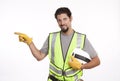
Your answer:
[61,20,65,26]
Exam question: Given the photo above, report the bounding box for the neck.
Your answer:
[61,28,74,35]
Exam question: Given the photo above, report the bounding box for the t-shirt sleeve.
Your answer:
[40,37,49,55]
[83,37,98,58]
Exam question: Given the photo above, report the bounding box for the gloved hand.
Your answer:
[68,56,82,70]
[14,32,32,45]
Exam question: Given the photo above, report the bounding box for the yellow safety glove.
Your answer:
[14,32,32,45]
[68,56,82,70]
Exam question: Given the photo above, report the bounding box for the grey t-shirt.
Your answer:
[40,32,97,59]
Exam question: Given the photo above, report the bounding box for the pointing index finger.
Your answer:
[14,32,23,35]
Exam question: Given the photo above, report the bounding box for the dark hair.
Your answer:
[54,7,72,19]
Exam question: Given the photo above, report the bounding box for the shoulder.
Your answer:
[75,31,86,37]
[49,31,60,35]
[48,31,60,38]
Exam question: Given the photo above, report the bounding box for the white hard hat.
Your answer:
[72,48,91,63]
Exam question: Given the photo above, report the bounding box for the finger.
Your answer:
[71,56,75,61]
[19,36,25,42]
[68,61,72,65]
[14,32,24,35]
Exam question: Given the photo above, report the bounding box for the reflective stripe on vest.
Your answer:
[48,31,85,80]
[51,33,57,63]
[49,62,82,77]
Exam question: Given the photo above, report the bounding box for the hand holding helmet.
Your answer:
[68,56,82,70]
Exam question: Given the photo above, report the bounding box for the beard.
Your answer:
[61,27,69,33]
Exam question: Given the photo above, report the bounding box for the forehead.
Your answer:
[56,13,69,19]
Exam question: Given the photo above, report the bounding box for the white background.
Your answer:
[0,0,120,81]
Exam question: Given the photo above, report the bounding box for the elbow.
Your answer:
[32,54,43,61]
[36,58,43,61]
[31,50,46,61]
[36,58,41,61]
[92,56,101,67]
[96,61,100,67]
[96,57,101,67]
[32,51,45,61]
[36,55,46,61]
[98,58,101,66]
[36,56,44,61]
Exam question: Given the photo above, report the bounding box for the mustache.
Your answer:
[60,24,66,27]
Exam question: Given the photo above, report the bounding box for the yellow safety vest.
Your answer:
[48,31,85,81]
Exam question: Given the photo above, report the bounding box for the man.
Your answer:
[15,7,100,81]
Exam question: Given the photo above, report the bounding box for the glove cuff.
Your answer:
[27,38,32,45]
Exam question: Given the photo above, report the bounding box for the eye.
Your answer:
[57,19,61,22]
[63,18,67,21]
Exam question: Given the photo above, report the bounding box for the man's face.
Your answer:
[56,13,72,33]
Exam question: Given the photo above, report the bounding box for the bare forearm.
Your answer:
[28,42,46,61]
[81,56,100,69]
